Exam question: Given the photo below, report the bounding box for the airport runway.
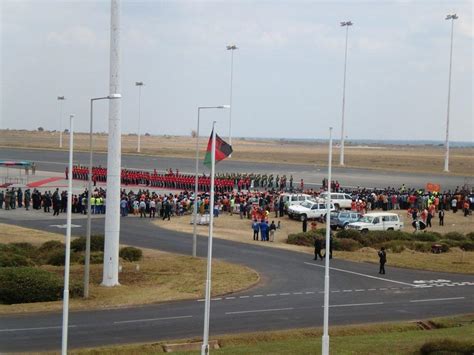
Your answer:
[1,147,471,190]
[0,213,473,352]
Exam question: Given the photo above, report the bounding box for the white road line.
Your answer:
[267,294,277,297]
[409,297,465,303]
[343,290,353,292]
[304,262,416,287]
[355,289,365,292]
[226,297,236,300]
[331,290,340,293]
[305,291,315,294]
[211,298,222,301]
[197,299,205,302]
[114,315,192,324]
[379,288,388,291]
[0,325,77,333]
[280,293,290,296]
[327,302,384,308]
[239,296,250,299]
[293,292,303,295]
[368,288,376,291]
[226,307,294,315]
[253,295,263,298]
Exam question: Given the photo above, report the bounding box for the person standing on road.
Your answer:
[314,237,323,260]
[378,247,387,274]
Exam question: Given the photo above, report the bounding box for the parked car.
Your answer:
[330,211,363,230]
[288,200,335,221]
[318,192,353,210]
[347,212,403,232]
[278,193,315,213]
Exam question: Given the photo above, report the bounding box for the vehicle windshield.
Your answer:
[358,216,374,223]
[301,201,314,208]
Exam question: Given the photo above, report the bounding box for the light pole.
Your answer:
[57,96,65,148]
[339,21,353,166]
[84,94,122,299]
[192,105,230,258]
[444,14,458,173]
[322,127,333,355]
[226,44,238,152]
[61,114,74,355]
[135,81,144,153]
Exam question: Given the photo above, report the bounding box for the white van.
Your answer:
[278,193,314,207]
[319,192,353,210]
[347,212,403,232]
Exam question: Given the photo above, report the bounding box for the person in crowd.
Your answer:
[269,220,276,242]
[252,219,260,241]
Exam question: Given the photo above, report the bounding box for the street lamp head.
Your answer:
[69,114,75,119]
[226,44,238,50]
[135,81,144,86]
[445,14,458,20]
[341,21,353,26]
[217,105,231,109]
[57,96,65,100]
[108,93,122,99]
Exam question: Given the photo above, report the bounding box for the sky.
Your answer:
[0,0,472,142]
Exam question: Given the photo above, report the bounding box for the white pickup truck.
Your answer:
[318,192,353,210]
[288,200,336,221]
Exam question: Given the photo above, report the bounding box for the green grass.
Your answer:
[69,315,474,355]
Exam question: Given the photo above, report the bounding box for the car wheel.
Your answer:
[331,225,337,231]
[387,228,394,231]
[343,223,350,230]
[361,229,369,234]
[300,214,307,222]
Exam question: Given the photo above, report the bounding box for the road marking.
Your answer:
[226,307,293,315]
[331,290,340,293]
[327,302,384,308]
[50,224,81,228]
[293,292,303,295]
[368,288,376,291]
[355,289,365,292]
[0,325,77,332]
[280,292,290,296]
[305,291,315,294]
[239,296,250,299]
[267,294,277,297]
[409,297,465,303]
[304,262,416,287]
[225,297,236,300]
[343,290,353,292]
[114,315,192,324]
[379,288,388,291]
[253,295,263,298]
[211,298,222,301]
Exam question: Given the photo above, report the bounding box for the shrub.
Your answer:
[0,252,34,267]
[287,230,325,247]
[412,242,431,253]
[440,244,450,253]
[443,232,467,242]
[78,252,104,265]
[71,235,105,252]
[119,247,143,262]
[336,229,362,240]
[382,241,406,253]
[439,239,461,248]
[0,267,82,304]
[459,241,474,251]
[411,232,441,242]
[466,232,474,241]
[39,240,64,252]
[9,243,37,256]
[420,338,474,354]
[333,238,361,251]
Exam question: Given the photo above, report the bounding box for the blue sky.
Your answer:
[1,0,472,141]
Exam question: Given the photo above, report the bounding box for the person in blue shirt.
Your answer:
[252,220,259,241]
[259,220,269,241]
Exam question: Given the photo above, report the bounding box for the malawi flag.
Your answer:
[204,130,233,167]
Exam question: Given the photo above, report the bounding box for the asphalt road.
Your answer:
[0,212,473,352]
[1,147,471,190]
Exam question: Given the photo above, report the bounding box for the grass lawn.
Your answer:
[63,314,474,354]
[0,224,259,314]
[154,213,474,274]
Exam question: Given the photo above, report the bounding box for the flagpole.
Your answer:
[61,114,74,355]
[322,127,333,355]
[202,122,216,355]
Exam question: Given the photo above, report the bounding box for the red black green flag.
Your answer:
[204,130,233,167]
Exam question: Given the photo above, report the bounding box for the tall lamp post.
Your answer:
[443,14,458,173]
[339,21,353,166]
[57,96,66,148]
[226,44,238,152]
[84,94,122,299]
[192,105,230,257]
[136,81,144,153]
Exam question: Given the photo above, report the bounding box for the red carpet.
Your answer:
[27,177,63,188]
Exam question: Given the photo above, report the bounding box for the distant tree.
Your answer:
[191,130,197,138]
[64,129,69,133]
[38,127,44,132]
[145,132,151,137]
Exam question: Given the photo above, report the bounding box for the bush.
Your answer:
[412,242,431,253]
[336,229,362,240]
[0,267,82,304]
[39,240,64,252]
[466,232,474,241]
[71,235,105,252]
[119,247,143,262]
[333,238,361,251]
[443,232,467,242]
[440,244,450,253]
[439,239,461,248]
[411,232,441,242]
[9,243,37,256]
[459,241,474,251]
[420,338,474,354]
[0,252,34,267]
[382,241,406,253]
[287,230,326,247]
[78,252,104,265]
